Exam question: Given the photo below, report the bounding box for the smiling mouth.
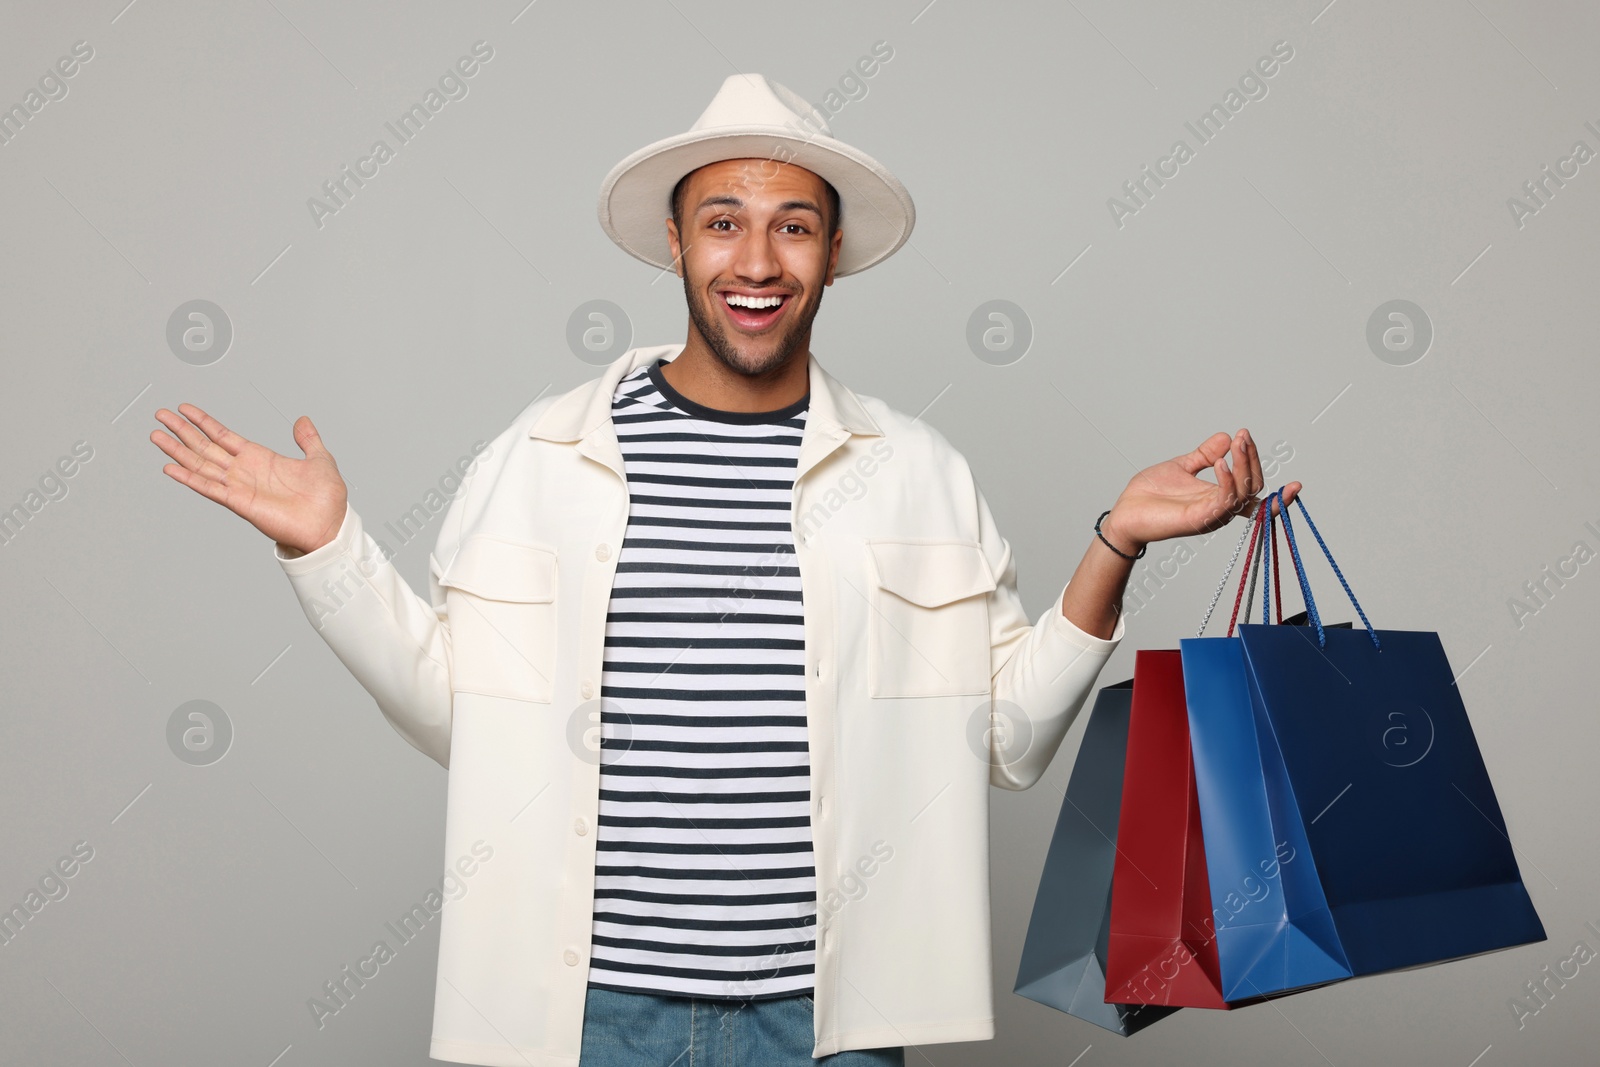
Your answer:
[719,292,793,332]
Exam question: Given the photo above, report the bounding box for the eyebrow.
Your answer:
[695,195,824,219]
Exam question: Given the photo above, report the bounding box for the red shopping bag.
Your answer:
[1104,648,1230,1009]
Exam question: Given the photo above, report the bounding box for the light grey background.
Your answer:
[2,1,1596,1064]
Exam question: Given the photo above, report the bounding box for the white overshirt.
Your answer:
[274,343,1124,1064]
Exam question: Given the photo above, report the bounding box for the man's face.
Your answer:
[666,158,842,378]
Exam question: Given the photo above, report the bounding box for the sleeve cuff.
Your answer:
[1050,579,1126,654]
[273,503,357,575]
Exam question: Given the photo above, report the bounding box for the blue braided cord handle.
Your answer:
[1278,490,1382,651]
[1272,489,1321,644]
[1262,492,1274,625]
[1292,493,1380,649]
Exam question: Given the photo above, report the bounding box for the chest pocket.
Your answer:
[864,540,997,698]
[438,536,559,703]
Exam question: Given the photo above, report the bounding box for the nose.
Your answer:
[731,224,781,284]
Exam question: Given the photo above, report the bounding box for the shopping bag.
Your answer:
[1182,500,1355,1000]
[1014,680,1179,1035]
[1192,491,1546,992]
[1103,649,1230,1008]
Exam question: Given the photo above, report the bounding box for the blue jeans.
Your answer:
[578,985,906,1066]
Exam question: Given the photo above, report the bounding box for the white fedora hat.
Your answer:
[597,73,915,276]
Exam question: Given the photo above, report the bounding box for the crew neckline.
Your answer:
[647,358,810,425]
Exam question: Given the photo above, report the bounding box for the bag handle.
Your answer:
[1274,512,1286,625]
[1240,511,1261,628]
[1226,502,1267,636]
[1260,496,1286,626]
[1244,499,1288,628]
[1196,497,1265,637]
[1274,489,1381,650]
[1198,496,1293,636]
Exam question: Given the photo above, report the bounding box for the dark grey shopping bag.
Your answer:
[1013,680,1178,1036]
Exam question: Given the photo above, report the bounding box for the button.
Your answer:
[581,680,595,699]
[816,794,826,816]
[595,543,610,562]
[815,659,824,679]
[574,817,588,836]
[563,949,579,966]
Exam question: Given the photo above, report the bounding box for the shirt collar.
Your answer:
[526,343,883,442]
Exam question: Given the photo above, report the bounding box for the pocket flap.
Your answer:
[440,536,557,603]
[867,540,996,608]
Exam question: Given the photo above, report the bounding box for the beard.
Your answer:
[682,272,825,379]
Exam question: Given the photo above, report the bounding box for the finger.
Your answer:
[1266,484,1285,516]
[156,421,230,480]
[1241,430,1263,500]
[1176,431,1235,476]
[160,461,229,507]
[1224,436,1254,517]
[1214,454,1238,515]
[1229,431,1251,507]
[150,427,229,482]
[158,407,232,469]
[176,403,248,458]
[292,415,329,461]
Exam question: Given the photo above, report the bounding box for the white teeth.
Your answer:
[723,293,784,309]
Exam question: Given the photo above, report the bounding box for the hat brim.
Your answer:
[597,126,915,277]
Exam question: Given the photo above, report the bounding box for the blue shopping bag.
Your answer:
[1181,501,1353,1001]
[1015,680,1178,1035]
[1182,492,1546,1000]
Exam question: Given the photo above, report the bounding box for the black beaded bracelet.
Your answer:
[1095,509,1147,560]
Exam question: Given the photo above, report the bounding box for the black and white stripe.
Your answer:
[586,358,816,1002]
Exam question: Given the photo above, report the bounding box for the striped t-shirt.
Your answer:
[586,357,816,1002]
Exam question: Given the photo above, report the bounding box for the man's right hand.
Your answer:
[151,404,349,556]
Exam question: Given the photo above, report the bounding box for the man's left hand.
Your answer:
[1101,428,1300,554]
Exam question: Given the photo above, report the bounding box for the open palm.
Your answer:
[1106,428,1301,549]
[151,404,348,555]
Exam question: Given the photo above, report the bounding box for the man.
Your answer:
[151,74,1297,1066]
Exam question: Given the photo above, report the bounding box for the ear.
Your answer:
[823,225,843,286]
[665,217,685,278]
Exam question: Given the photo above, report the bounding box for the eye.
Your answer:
[709,218,735,231]
[780,222,811,235]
